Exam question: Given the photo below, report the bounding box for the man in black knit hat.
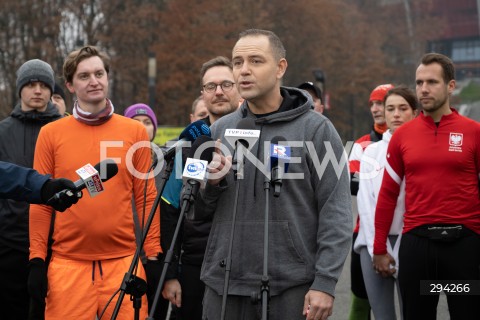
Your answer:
[0,58,62,319]
[52,82,69,116]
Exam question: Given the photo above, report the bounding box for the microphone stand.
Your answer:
[252,162,284,320]
[110,156,175,320]
[146,178,200,319]
[220,143,245,320]
[250,177,272,320]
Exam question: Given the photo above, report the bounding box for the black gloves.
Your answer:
[41,178,82,212]
[28,258,48,303]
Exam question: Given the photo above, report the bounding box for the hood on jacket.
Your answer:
[238,86,313,124]
[10,101,62,123]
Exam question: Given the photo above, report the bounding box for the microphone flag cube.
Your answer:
[270,143,291,172]
[182,158,209,189]
[224,128,260,150]
[76,163,105,197]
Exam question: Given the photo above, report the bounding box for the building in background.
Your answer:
[426,0,480,80]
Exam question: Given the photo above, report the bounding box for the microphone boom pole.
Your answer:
[109,156,175,320]
[252,136,288,320]
[256,177,272,320]
[146,180,197,319]
[110,120,210,319]
[148,135,213,319]
[220,171,242,320]
[221,118,260,319]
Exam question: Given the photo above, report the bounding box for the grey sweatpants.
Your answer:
[359,242,402,320]
[202,283,310,320]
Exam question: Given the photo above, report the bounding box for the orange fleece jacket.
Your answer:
[29,114,161,261]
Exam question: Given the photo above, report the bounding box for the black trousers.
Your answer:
[351,232,369,299]
[398,230,480,320]
[0,246,43,320]
[173,263,205,320]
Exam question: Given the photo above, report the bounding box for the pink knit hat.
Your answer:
[124,103,158,134]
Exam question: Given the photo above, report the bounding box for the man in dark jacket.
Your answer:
[0,160,79,210]
[161,56,241,320]
[0,59,61,320]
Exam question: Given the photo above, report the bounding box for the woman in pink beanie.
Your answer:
[124,103,170,319]
[124,103,158,142]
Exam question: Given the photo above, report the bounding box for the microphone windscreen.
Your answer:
[94,159,119,182]
[236,118,256,130]
[179,120,211,141]
[189,135,215,163]
[270,136,286,146]
[234,118,256,149]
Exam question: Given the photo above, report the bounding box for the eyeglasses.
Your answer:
[202,81,235,93]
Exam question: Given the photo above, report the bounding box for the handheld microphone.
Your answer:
[182,136,215,219]
[225,118,260,179]
[47,159,118,205]
[162,120,211,162]
[182,135,215,190]
[73,159,118,196]
[269,136,290,197]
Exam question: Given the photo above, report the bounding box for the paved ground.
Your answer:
[330,197,449,319]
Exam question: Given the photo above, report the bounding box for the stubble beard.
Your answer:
[422,95,448,113]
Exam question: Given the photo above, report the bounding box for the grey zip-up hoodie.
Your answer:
[194,87,352,297]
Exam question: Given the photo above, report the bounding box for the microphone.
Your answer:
[162,120,211,162]
[73,159,119,196]
[224,118,260,151]
[269,136,290,197]
[47,159,118,205]
[182,135,215,189]
[225,118,260,179]
[182,136,215,219]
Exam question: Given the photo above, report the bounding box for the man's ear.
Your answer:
[276,58,288,80]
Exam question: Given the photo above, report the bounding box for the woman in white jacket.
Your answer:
[354,86,418,319]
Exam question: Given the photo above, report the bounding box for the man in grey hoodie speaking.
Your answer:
[192,29,352,320]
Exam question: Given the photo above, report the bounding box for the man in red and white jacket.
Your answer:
[347,83,394,319]
[373,53,480,320]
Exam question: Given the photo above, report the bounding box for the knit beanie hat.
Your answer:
[369,84,394,104]
[16,59,55,97]
[124,103,158,134]
[53,83,66,101]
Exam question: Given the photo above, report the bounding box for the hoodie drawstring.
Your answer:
[92,260,104,282]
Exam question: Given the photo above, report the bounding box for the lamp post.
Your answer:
[148,52,156,113]
[313,68,329,110]
[312,69,326,100]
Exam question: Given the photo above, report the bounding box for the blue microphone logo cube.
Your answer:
[183,158,209,188]
[271,144,291,160]
[186,161,206,177]
[270,143,291,172]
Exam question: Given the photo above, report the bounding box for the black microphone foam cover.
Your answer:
[189,135,215,163]
[94,159,119,182]
[270,136,286,146]
[236,118,256,130]
[235,118,256,148]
